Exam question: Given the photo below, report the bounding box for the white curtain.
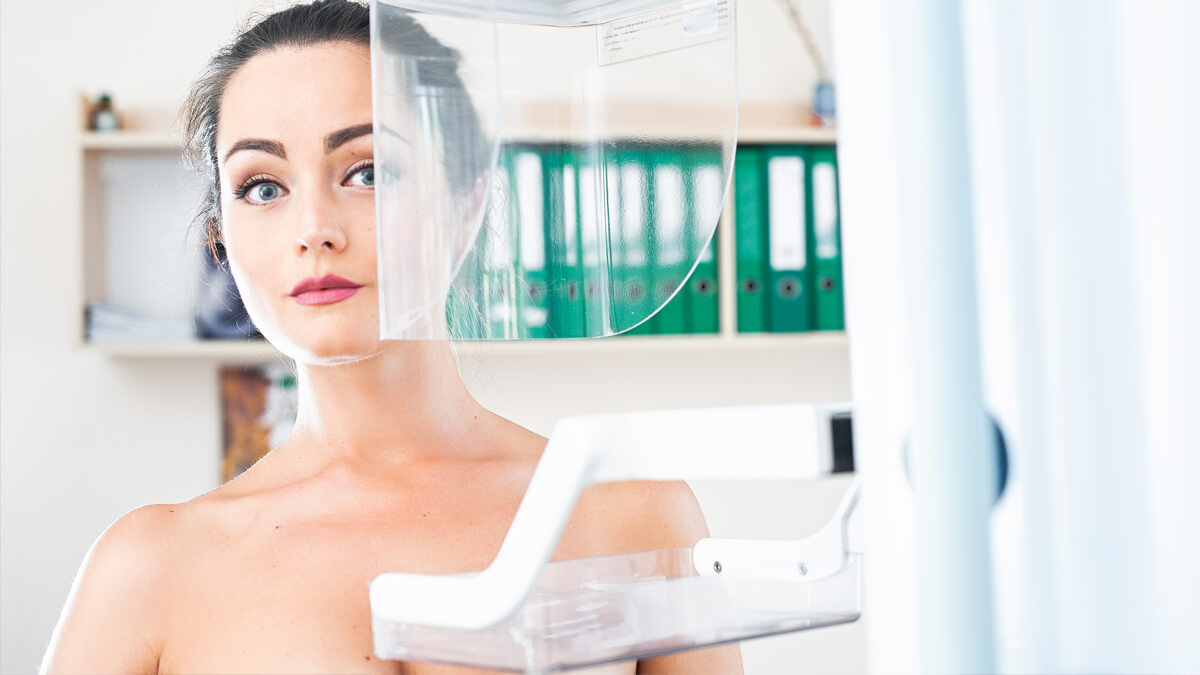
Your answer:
[832,1,1200,672]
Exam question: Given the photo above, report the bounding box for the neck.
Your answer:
[281,340,494,474]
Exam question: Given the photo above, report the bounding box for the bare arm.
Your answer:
[41,505,172,674]
[605,481,744,675]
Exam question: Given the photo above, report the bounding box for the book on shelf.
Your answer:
[85,302,196,344]
[85,300,263,345]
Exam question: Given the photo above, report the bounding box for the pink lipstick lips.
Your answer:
[290,274,363,306]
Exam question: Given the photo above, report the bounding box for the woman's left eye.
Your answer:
[345,163,374,188]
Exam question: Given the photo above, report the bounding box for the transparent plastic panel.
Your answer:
[372,0,737,339]
[373,551,860,672]
[384,1,703,26]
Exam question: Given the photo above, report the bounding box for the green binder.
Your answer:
[563,148,589,338]
[765,146,811,332]
[689,232,720,333]
[625,148,661,336]
[686,146,723,334]
[809,145,844,331]
[575,149,607,338]
[598,153,624,333]
[649,147,692,335]
[609,150,656,335]
[512,146,549,338]
[734,145,768,333]
[634,150,661,334]
[542,144,587,338]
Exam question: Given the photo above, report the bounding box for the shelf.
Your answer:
[454,331,848,356]
[737,102,836,144]
[81,130,180,151]
[77,103,835,152]
[84,339,281,361]
[85,332,847,360]
[78,103,839,363]
[738,125,836,144]
[79,127,835,151]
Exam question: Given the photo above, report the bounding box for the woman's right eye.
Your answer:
[249,183,281,202]
[235,177,287,205]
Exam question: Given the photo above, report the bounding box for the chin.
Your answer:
[264,328,386,366]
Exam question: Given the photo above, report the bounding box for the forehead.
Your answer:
[218,42,372,150]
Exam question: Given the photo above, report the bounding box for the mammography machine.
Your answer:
[367,1,1200,673]
[367,1,865,669]
[367,0,864,670]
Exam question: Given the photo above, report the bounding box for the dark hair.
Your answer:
[181,0,489,253]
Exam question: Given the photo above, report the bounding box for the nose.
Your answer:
[294,189,348,254]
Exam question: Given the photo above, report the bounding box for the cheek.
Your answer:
[223,225,279,304]
[224,242,289,343]
[351,197,377,242]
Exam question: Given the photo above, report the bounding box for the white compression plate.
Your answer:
[693,476,860,580]
[370,402,850,630]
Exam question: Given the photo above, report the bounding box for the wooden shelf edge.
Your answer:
[83,332,847,360]
[81,131,181,150]
[83,340,282,360]
[79,123,834,152]
[737,126,837,144]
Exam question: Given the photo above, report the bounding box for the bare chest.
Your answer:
[157,495,631,674]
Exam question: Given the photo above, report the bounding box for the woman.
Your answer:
[42,2,742,673]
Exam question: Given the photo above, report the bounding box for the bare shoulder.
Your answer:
[578,480,711,555]
[71,502,184,595]
[574,483,745,674]
[41,503,185,673]
[495,418,709,556]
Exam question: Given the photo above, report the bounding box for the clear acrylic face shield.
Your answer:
[371,0,737,340]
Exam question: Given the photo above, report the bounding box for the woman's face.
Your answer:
[216,42,382,363]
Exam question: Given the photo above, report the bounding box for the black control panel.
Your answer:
[831,412,855,474]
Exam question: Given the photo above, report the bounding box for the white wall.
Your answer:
[0,1,857,672]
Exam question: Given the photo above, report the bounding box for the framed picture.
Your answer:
[219,365,297,482]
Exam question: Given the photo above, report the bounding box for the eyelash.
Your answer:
[345,160,373,183]
[232,174,276,201]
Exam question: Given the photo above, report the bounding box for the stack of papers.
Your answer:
[85,302,196,344]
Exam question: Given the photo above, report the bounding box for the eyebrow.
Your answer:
[224,139,285,163]
[324,123,374,153]
[223,123,374,163]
